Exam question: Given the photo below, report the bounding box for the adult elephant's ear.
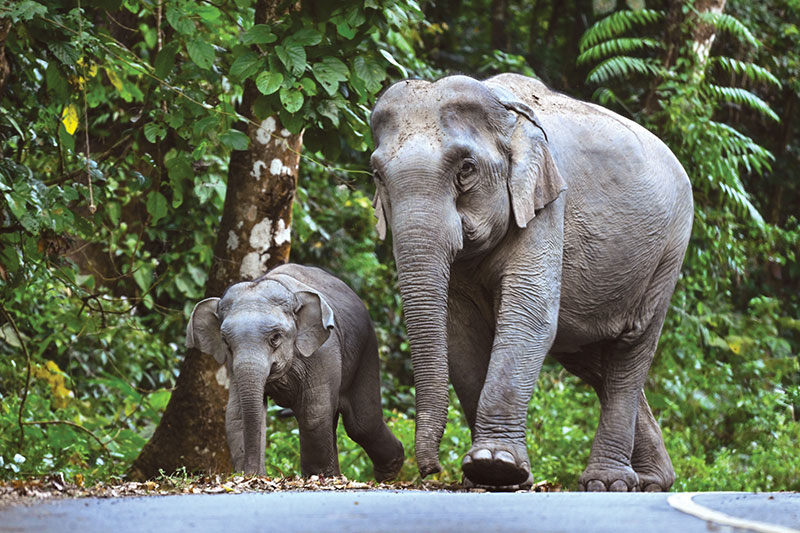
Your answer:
[186,297,227,364]
[372,188,388,240]
[487,84,566,229]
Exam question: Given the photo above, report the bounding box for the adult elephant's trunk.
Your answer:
[234,356,268,476]
[392,205,460,478]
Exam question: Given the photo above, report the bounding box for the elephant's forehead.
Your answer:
[219,280,292,312]
[373,78,498,150]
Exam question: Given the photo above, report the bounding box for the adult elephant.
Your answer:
[370,73,693,491]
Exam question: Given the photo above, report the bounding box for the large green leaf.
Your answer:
[276,44,306,76]
[146,191,168,224]
[166,6,195,35]
[279,87,304,113]
[352,55,386,95]
[154,41,180,79]
[256,70,284,95]
[242,24,278,45]
[312,57,349,96]
[220,129,250,150]
[187,40,215,70]
[230,50,263,80]
[288,28,322,47]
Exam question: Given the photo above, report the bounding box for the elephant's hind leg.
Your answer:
[340,337,404,482]
[553,352,674,491]
[579,245,684,492]
[631,390,674,491]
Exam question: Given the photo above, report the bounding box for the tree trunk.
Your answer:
[128,0,302,480]
[490,0,510,52]
[0,19,11,98]
[691,0,726,70]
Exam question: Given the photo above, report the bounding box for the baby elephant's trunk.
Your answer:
[235,357,269,476]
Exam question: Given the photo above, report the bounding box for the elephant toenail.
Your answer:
[644,484,661,492]
[473,449,492,461]
[586,480,606,492]
[609,480,628,492]
[462,455,473,466]
[495,450,515,464]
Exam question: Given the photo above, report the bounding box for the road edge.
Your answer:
[667,492,800,533]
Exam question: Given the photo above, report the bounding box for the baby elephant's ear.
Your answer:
[186,297,227,365]
[293,290,335,358]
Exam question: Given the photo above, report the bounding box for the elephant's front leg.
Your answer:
[462,267,561,487]
[296,383,341,478]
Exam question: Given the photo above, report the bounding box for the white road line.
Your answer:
[667,492,800,533]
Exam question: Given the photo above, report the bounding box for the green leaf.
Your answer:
[148,390,172,411]
[154,41,180,79]
[312,57,349,96]
[288,28,322,47]
[256,70,284,95]
[144,122,167,143]
[194,5,220,21]
[378,50,409,78]
[276,44,306,76]
[9,0,47,22]
[230,51,263,80]
[280,87,304,113]
[352,55,386,95]
[336,21,356,40]
[220,129,250,150]
[187,40,215,70]
[45,62,68,101]
[166,6,196,35]
[48,42,79,65]
[242,24,278,45]
[146,191,168,224]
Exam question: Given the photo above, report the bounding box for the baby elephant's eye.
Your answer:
[268,332,282,348]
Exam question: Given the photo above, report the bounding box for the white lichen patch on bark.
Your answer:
[215,365,230,389]
[251,160,267,180]
[280,129,291,137]
[249,217,273,250]
[256,117,277,145]
[270,158,292,176]
[240,251,263,279]
[227,230,239,251]
[274,218,291,245]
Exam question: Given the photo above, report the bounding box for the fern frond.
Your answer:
[586,56,662,84]
[592,87,619,106]
[710,57,781,88]
[697,12,760,48]
[579,9,663,52]
[577,38,664,65]
[705,85,780,122]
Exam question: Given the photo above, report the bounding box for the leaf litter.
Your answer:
[0,474,558,507]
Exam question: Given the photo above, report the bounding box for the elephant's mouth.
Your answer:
[265,360,291,383]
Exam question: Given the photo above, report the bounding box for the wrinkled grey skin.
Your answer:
[186,264,404,480]
[370,74,693,491]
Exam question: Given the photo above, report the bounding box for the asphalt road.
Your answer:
[2,491,798,533]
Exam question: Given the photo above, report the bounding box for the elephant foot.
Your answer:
[578,465,639,492]
[462,441,530,487]
[462,471,534,492]
[373,454,404,482]
[635,471,673,492]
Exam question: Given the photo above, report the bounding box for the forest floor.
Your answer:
[0,474,557,507]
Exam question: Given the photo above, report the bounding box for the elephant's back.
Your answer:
[489,73,693,346]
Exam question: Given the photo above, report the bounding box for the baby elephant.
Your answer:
[186,264,404,480]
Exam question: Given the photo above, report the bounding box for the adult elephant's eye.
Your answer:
[457,159,478,191]
[269,332,281,348]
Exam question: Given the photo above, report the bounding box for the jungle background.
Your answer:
[1,0,798,491]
